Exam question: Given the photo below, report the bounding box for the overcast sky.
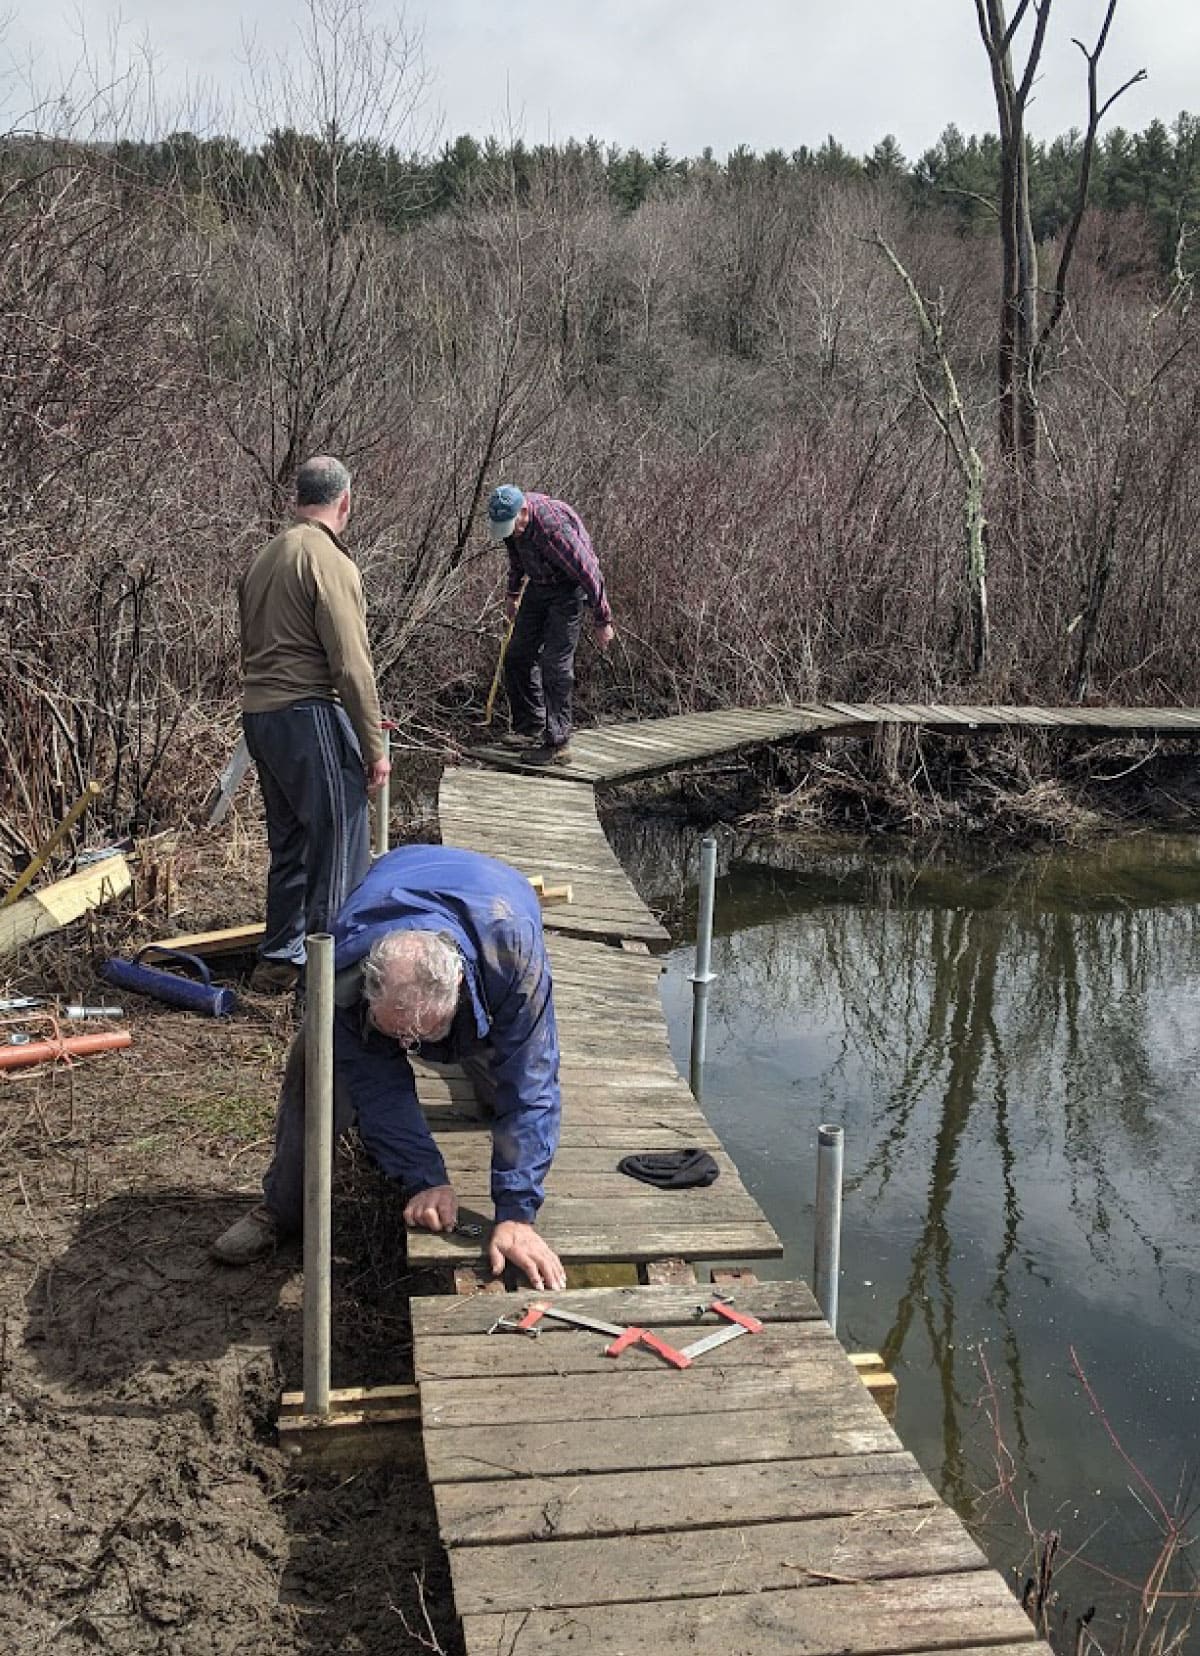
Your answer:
[4,1,1197,161]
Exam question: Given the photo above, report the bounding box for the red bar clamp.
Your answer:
[712,1301,763,1333]
[604,1326,692,1370]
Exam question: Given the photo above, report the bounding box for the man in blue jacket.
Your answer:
[212,845,567,1291]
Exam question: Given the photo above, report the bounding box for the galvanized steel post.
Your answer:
[688,833,718,1102]
[372,727,391,858]
[302,933,334,1415]
[813,1123,844,1331]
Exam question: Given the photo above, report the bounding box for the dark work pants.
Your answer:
[503,583,586,749]
[262,1032,497,1232]
[243,701,371,969]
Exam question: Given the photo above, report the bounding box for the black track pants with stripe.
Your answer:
[243,700,371,969]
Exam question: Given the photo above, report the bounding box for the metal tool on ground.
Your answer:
[0,1010,132,1070]
[0,996,44,1011]
[102,947,238,1017]
[517,1302,626,1338]
[487,1315,540,1339]
[677,1297,765,1362]
[515,1302,693,1369]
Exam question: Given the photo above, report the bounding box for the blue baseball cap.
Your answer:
[487,484,525,541]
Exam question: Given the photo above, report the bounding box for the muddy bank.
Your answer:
[0,834,461,1656]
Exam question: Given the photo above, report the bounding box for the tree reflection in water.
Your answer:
[621,820,1200,1620]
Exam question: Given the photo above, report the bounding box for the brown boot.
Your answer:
[249,959,301,994]
[210,1204,280,1265]
[529,743,573,766]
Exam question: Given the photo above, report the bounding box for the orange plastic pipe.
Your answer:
[0,1029,132,1069]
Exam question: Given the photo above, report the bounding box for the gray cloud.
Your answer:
[5,0,1196,158]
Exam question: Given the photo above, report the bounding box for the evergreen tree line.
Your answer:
[108,112,1200,270]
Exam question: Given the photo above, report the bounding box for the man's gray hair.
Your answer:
[362,929,462,1037]
[296,455,351,507]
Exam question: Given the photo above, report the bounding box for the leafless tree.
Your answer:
[974,0,1143,469]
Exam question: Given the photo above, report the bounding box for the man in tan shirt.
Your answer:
[239,455,390,992]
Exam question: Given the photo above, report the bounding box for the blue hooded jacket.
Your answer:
[330,845,560,1224]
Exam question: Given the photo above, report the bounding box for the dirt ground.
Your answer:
[0,826,464,1656]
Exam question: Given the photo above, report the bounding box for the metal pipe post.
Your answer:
[302,933,334,1415]
[813,1123,844,1332]
[372,727,391,858]
[688,833,718,1102]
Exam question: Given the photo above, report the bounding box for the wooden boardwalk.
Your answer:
[406,932,779,1269]
[413,1280,1047,1656]
[470,701,1200,785]
[438,768,668,948]
[403,744,1052,1655]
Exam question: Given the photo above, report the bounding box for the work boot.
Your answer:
[529,743,573,767]
[495,730,541,751]
[210,1204,279,1265]
[249,959,301,994]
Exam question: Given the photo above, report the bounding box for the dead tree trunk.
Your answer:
[876,237,990,675]
[975,0,1143,472]
[975,0,1052,469]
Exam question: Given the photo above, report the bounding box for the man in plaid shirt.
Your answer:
[486,484,615,764]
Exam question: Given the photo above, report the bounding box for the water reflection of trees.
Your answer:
[695,870,1200,1511]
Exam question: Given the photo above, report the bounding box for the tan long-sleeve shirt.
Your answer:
[238,520,385,765]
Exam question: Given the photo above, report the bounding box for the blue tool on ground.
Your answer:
[102,947,238,1017]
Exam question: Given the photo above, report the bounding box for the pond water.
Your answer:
[611,818,1200,1646]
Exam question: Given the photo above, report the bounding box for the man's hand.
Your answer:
[489,1220,567,1291]
[504,593,521,624]
[366,756,392,794]
[403,1183,458,1232]
[594,622,615,652]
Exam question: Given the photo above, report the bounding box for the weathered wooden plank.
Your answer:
[435,1450,935,1544]
[448,1506,984,1613]
[435,1145,741,1179]
[414,1320,833,1381]
[411,1281,821,1337]
[407,1218,782,1266]
[462,1578,1043,1656]
[424,1395,894,1482]
[429,1188,769,1224]
[420,1349,880,1429]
